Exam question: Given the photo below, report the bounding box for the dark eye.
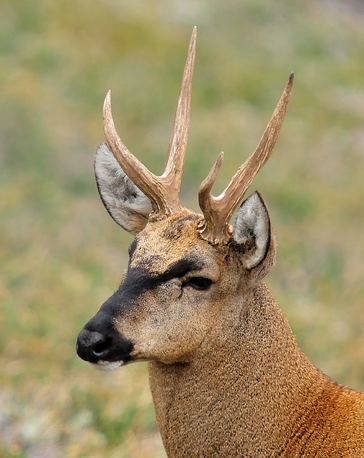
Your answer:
[184,277,212,291]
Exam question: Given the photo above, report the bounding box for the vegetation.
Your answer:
[1,0,364,456]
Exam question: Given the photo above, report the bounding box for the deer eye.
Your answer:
[183,277,212,290]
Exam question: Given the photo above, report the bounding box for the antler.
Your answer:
[198,72,294,244]
[103,27,197,217]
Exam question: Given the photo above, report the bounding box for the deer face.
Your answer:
[76,199,274,369]
[77,212,230,368]
[76,28,292,371]
[76,147,275,369]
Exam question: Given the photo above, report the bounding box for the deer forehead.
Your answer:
[128,211,224,278]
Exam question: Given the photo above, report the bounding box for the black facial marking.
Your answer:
[128,239,139,258]
[99,256,204,317]
[126,256,203,296]
[163,257,202,281]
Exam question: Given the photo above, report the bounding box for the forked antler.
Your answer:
[103,26,293,241]
[103,27,197,217]
[197,73,294,244]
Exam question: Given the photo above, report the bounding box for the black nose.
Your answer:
[76,329,113,363]
[76,318,134,365]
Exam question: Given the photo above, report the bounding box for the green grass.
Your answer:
[2,0,364,456]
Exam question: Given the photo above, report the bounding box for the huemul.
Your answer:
[77,28,364,457]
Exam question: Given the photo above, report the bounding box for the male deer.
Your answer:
[76,28,364,457]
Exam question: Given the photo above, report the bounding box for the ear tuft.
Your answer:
[94,143,152,234]
[233,191,272,270]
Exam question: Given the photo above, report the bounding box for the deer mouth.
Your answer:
[91,360,125,371]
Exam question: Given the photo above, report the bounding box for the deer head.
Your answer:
[76,28,293,370]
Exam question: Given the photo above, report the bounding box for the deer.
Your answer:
[76,28,364,457]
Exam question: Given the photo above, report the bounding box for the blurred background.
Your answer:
[1,0,364,456]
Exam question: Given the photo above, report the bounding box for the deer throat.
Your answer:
[147,284,325,458]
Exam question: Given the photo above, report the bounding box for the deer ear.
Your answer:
[94,143,152,234]
[233,191,275,273]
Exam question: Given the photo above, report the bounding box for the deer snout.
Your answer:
[76,318,134,369]
[76,328,111,362]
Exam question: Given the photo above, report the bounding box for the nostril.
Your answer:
[77,324,134,365]
[93,337,113,357]
[77,329,113,362]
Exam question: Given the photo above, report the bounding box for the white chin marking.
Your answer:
[91,360,124,371]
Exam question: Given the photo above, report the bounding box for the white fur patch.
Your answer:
[94,143,152,234]
[91,360,124,371]
[233,192,270,269]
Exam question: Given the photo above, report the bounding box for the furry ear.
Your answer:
[94,143,152,234]
[233,191,275,273]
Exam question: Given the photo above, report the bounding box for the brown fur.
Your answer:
[77,196,364,456]
[75,30,364,454]
[149,283,364,457]
[108,210,364,457]
[76,31,354,456]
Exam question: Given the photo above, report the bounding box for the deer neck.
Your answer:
[148,282,329,458]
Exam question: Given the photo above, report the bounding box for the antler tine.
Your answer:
[103,28,197,217]
[198,72,294,244]
[163,27,197,194]
[103,91,165,214]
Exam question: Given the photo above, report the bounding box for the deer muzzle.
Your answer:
[76,312,134,370]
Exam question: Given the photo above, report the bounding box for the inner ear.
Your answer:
[94,143,152,234]
[233,191,271,270]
